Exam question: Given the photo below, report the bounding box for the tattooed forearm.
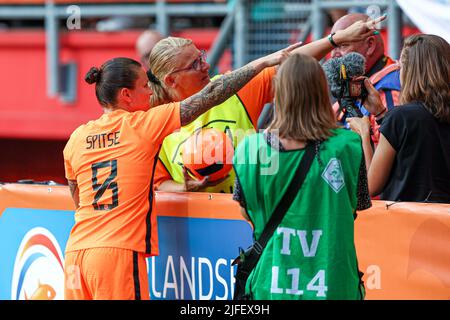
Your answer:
[180,64,258,126]
[68,179,80,209]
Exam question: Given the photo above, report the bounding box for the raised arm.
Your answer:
[180,42,302,126]
[348,116,373,170]
[368,134,396,196]
[292,14,387,61]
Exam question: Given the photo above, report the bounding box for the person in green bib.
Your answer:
[145,15,386,193]
[233,54,372,300]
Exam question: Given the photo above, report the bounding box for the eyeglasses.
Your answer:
[170,50,207,74]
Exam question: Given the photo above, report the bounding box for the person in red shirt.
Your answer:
[63,47,299,300]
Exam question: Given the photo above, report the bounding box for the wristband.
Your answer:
[375,108,387,118]
[327,32,338,48]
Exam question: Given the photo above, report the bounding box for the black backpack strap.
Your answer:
[236,141,316,274]
[256,140,316,249]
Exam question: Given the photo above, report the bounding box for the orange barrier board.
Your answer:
[0,183,449,299]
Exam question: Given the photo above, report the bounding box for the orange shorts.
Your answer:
[64,247,149,300]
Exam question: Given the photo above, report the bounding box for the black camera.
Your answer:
[336,66,368,118]
[322,53,368,119]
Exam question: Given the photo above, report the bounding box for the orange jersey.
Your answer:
[63,103,180,256]
[236,66,276,128]
[154,66,276,188]
[65,248,149,300]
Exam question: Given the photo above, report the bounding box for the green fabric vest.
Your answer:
[233,129,364,300]
[159,76,254,193]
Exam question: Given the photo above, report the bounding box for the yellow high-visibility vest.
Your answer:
[159,79,255,193]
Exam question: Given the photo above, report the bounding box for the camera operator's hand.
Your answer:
[361,78,387,118]
[334,14,387,44]
[348,116,371,139]
[348,116,374,171]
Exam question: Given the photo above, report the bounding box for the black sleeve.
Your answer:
[379,108,406,151]
[232,177,246,209]
[357,156,372,211]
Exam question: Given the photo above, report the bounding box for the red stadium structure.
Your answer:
[0,0,419,185]
[0,28,231,184]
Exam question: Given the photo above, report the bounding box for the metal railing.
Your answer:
[0,0,403,102]
[0,1,229,99]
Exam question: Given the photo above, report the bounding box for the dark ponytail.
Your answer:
[85,57,142,107]
[85,67,101,84]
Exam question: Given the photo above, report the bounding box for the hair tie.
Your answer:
[85,67,102,84]
[147,69,161,85]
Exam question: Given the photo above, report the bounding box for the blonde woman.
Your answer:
[348,34,450,203]
[63,47,298,299]
[145,15,386,193]
[232,54,371,300]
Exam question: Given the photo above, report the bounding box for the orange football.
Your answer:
[182,128,234,182]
